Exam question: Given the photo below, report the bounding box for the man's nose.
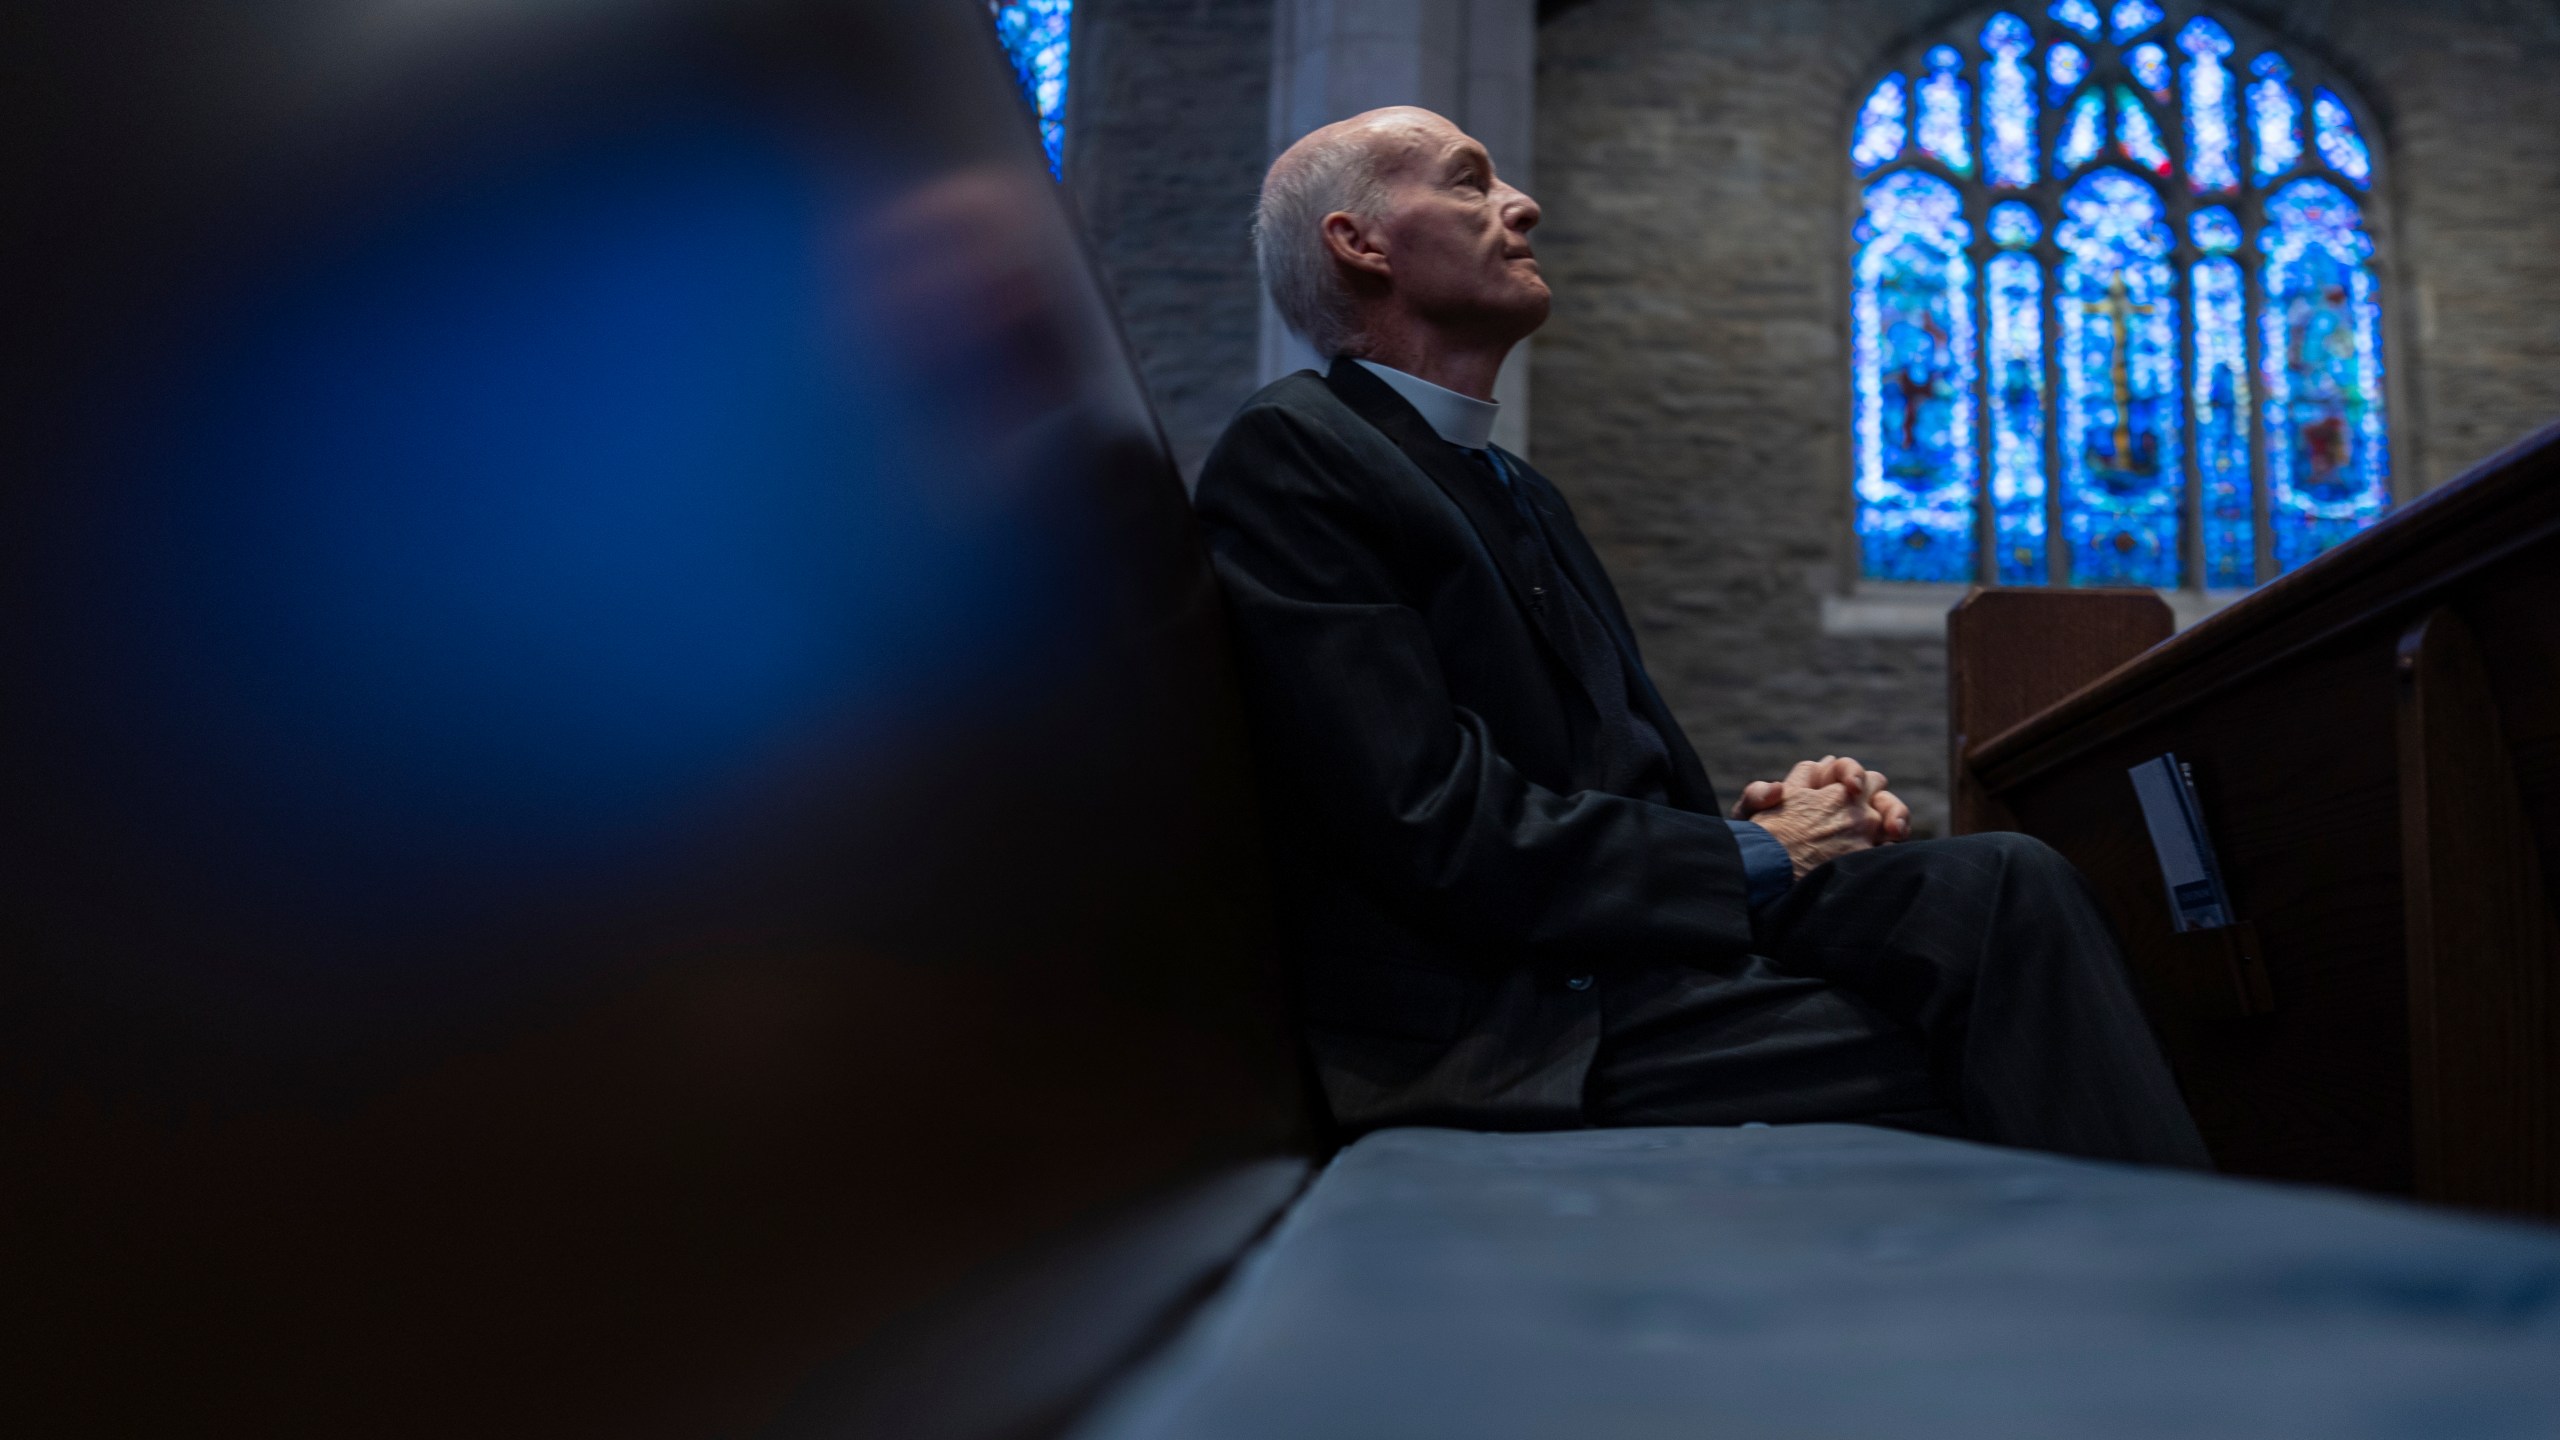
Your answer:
[1501,184,1541,234]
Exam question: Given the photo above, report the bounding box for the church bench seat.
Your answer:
[1075,1124,2560,1440]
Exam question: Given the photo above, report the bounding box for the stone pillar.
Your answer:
[1258,0,1537,456]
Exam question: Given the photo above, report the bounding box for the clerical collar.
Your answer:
[1352,359,1500,452]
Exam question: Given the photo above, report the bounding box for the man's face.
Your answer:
[1365,117,1548,343]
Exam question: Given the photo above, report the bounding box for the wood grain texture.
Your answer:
[2396,608,2559,1216]
[1951,422,2560,1210]
[1945,588,2172,835]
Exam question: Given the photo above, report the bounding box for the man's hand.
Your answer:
[1730,755,1911,878]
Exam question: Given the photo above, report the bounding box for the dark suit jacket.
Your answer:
[1193,358,1755,1131]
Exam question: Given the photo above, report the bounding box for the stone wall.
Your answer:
[1065,0,1275,479]
[1530,0,2560,834]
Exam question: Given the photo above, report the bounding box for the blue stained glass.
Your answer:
[1987,250,2049,584]
[2057,90,2107,174]
[2260,179,2389,573]
[1982,15,2039,188]
[1990,200,2042,247]
[991,0,1074,177]
[2312,89,2373,187]
[2047,43,2090,104]
[2194,255,2253,586]
[2177,18,2240,193]
[2249,55,2302,184]
[1918,47,1974,174]
[1853,75,1909,172]
[2115,87,2171,175]
[2129,44,2172,98]
[2191,204,2242,253]
[2050,0,2103,39]
[2057,169,2181,586]
[2110,0,2165,43]
[1853,173,1979,582]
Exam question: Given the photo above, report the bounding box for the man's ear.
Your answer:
[1320,211,1391,280]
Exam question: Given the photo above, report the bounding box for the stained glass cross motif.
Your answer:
[2082,277,2158,477]
[1847,7,2390,590]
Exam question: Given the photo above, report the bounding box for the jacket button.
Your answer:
[1566,974,1595,991]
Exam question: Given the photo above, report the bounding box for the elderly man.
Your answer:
[1194,107,2207,1166]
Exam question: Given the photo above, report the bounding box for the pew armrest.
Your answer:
[1945,587,2173,834]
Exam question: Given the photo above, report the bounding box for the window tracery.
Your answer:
[1849,4,2389,587]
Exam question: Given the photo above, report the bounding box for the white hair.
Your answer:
[1253,128,1391,359]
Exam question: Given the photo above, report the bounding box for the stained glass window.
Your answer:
[2193,208,2252,587]
[2058,170,2181,586]
[1854,75,1909,172]
[2114,86,2172,175]
[990,1,1074,177]
[1848,7,2390,591]
[1987,203,2049,583]
[2261,179,2389,572]
[2056,91,2107,174]
[2128,43,2172,98]
[2312,89,2372,187]
[1917,47,1974,174]
[2109,0,2165,43]
[1852,172,1979,582]
[2249,54,2302,184]
[2178,17,2239,193]
[1982,14,2039,188]
[2047,42,2089,101]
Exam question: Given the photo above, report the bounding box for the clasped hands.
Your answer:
[1731,755,1913,879]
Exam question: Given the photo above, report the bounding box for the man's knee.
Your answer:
[1928,831,2089,902]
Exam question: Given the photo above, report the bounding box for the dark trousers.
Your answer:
[1586,832,2213,1169]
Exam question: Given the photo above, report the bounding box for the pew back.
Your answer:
[1950,423,2560,1219]
[1,3,1308,1434]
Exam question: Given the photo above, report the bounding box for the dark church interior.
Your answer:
[7,1,2558,1435]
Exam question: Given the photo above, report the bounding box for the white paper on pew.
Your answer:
[2129,753,2231,931]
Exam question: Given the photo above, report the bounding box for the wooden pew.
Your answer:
[1948,421,2560,1220]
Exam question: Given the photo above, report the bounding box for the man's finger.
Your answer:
[1785,759,1821,787]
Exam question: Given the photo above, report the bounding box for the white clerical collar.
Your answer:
[1352,359,1501,452]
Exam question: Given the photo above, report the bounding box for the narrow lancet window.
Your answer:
[2261,179,2388,573]
[1852,173,1979,582]
[2178,18,2239,193]
[1982,14,2040,188]
[2057,170,2181,587]
[1986,202,2049,584]
[2312,90,2372,187]
[1854,75,1910,173]
[2249,54,2302,183]
[1917,47,1974,174]
[2192,207,2252,586]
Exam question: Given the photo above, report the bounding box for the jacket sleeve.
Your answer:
[1192,400,1757,969]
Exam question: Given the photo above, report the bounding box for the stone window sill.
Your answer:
[1818,583,2242,639]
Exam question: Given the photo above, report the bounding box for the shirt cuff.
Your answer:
[1727,818,1795,911]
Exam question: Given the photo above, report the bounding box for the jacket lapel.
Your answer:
[1502,451,1725,814]
[1321,360,1577,660]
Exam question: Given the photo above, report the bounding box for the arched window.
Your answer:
[991,1,1074,177]
[1850,3,2391,589]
